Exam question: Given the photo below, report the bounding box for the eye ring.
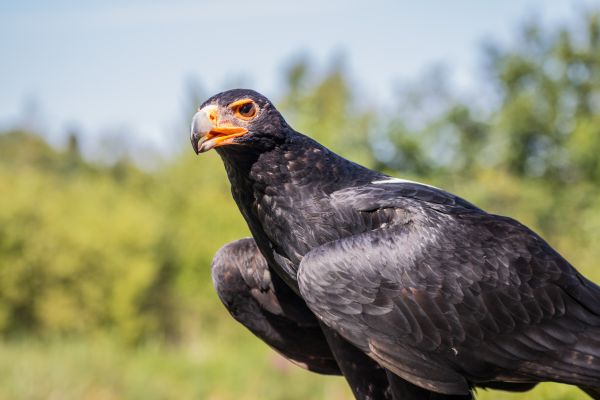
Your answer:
[234,101,258,119]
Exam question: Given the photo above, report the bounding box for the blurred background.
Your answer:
[2,1,600,399]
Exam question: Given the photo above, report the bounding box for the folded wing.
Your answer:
[299,183,600,395]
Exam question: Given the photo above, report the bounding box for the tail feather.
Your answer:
[518,329,600,387]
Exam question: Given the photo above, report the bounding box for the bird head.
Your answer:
[190,89,288,154]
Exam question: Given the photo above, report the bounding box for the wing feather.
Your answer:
[298,195,600,392]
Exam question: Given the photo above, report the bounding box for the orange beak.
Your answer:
[191,106,248,154]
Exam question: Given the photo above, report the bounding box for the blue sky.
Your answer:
[1,0,598,156]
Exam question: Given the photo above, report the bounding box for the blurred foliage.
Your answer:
[1,10,600,400]
[278,53,375,166]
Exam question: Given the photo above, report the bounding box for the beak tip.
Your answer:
[191,132,201,155]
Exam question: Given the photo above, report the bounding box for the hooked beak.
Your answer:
[190,106,248,154]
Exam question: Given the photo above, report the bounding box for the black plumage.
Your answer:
[211,237,341,375]
[192,89,600,399]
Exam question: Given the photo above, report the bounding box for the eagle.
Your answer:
[190,89,600,400]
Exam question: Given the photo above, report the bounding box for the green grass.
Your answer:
[0,330,593,400]
[0,327,352,400]
[477,384,591,400]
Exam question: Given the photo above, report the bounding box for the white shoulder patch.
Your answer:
[371,177,440,189]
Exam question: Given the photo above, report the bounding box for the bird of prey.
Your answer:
[190,89,600,400]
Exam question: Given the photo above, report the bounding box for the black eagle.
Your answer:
[191,89,600,400]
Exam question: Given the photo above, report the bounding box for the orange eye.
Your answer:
[236,102,257,119]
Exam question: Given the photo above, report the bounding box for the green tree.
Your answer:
[485,12,600,183]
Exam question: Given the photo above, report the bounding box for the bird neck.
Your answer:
[217,131,379,198]
[216,131,382,289]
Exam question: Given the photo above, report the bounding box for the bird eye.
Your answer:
[236,102,257,119]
